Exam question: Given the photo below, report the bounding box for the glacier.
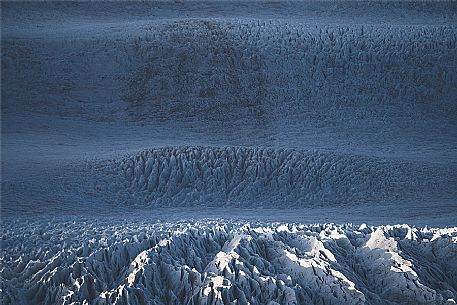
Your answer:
[1,219,457,304]
[1,1,457,304]
[113,146,457,207]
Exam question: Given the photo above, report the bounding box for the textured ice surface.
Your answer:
[114,146,456,207]
[1,219,457,305]
[2,2,457,162]
[1,1,457,304]
[2,145,456,217]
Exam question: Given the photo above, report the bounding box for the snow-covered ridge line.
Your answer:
[103,146,456,207]
[2,220,456,305]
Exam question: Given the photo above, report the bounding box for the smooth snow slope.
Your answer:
[1,1,457,304]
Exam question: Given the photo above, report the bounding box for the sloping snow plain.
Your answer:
[1,1,457,304]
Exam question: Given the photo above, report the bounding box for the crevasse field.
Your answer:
[1,1,457,304]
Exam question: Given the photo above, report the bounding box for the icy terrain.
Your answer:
[2,219,457,305]
[1,1,457,304]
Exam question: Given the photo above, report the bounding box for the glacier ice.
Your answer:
[1,2,457,304]
[1,219,456,305]
[107,146,457,207]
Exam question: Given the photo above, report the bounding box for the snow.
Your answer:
[1,1,457,304]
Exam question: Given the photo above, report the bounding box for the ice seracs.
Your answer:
[97,146,457,208]
[2,219,456,305]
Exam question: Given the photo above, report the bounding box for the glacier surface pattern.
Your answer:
[1,220,457,305]
[112,146,457,207]
[1,2,457,304]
